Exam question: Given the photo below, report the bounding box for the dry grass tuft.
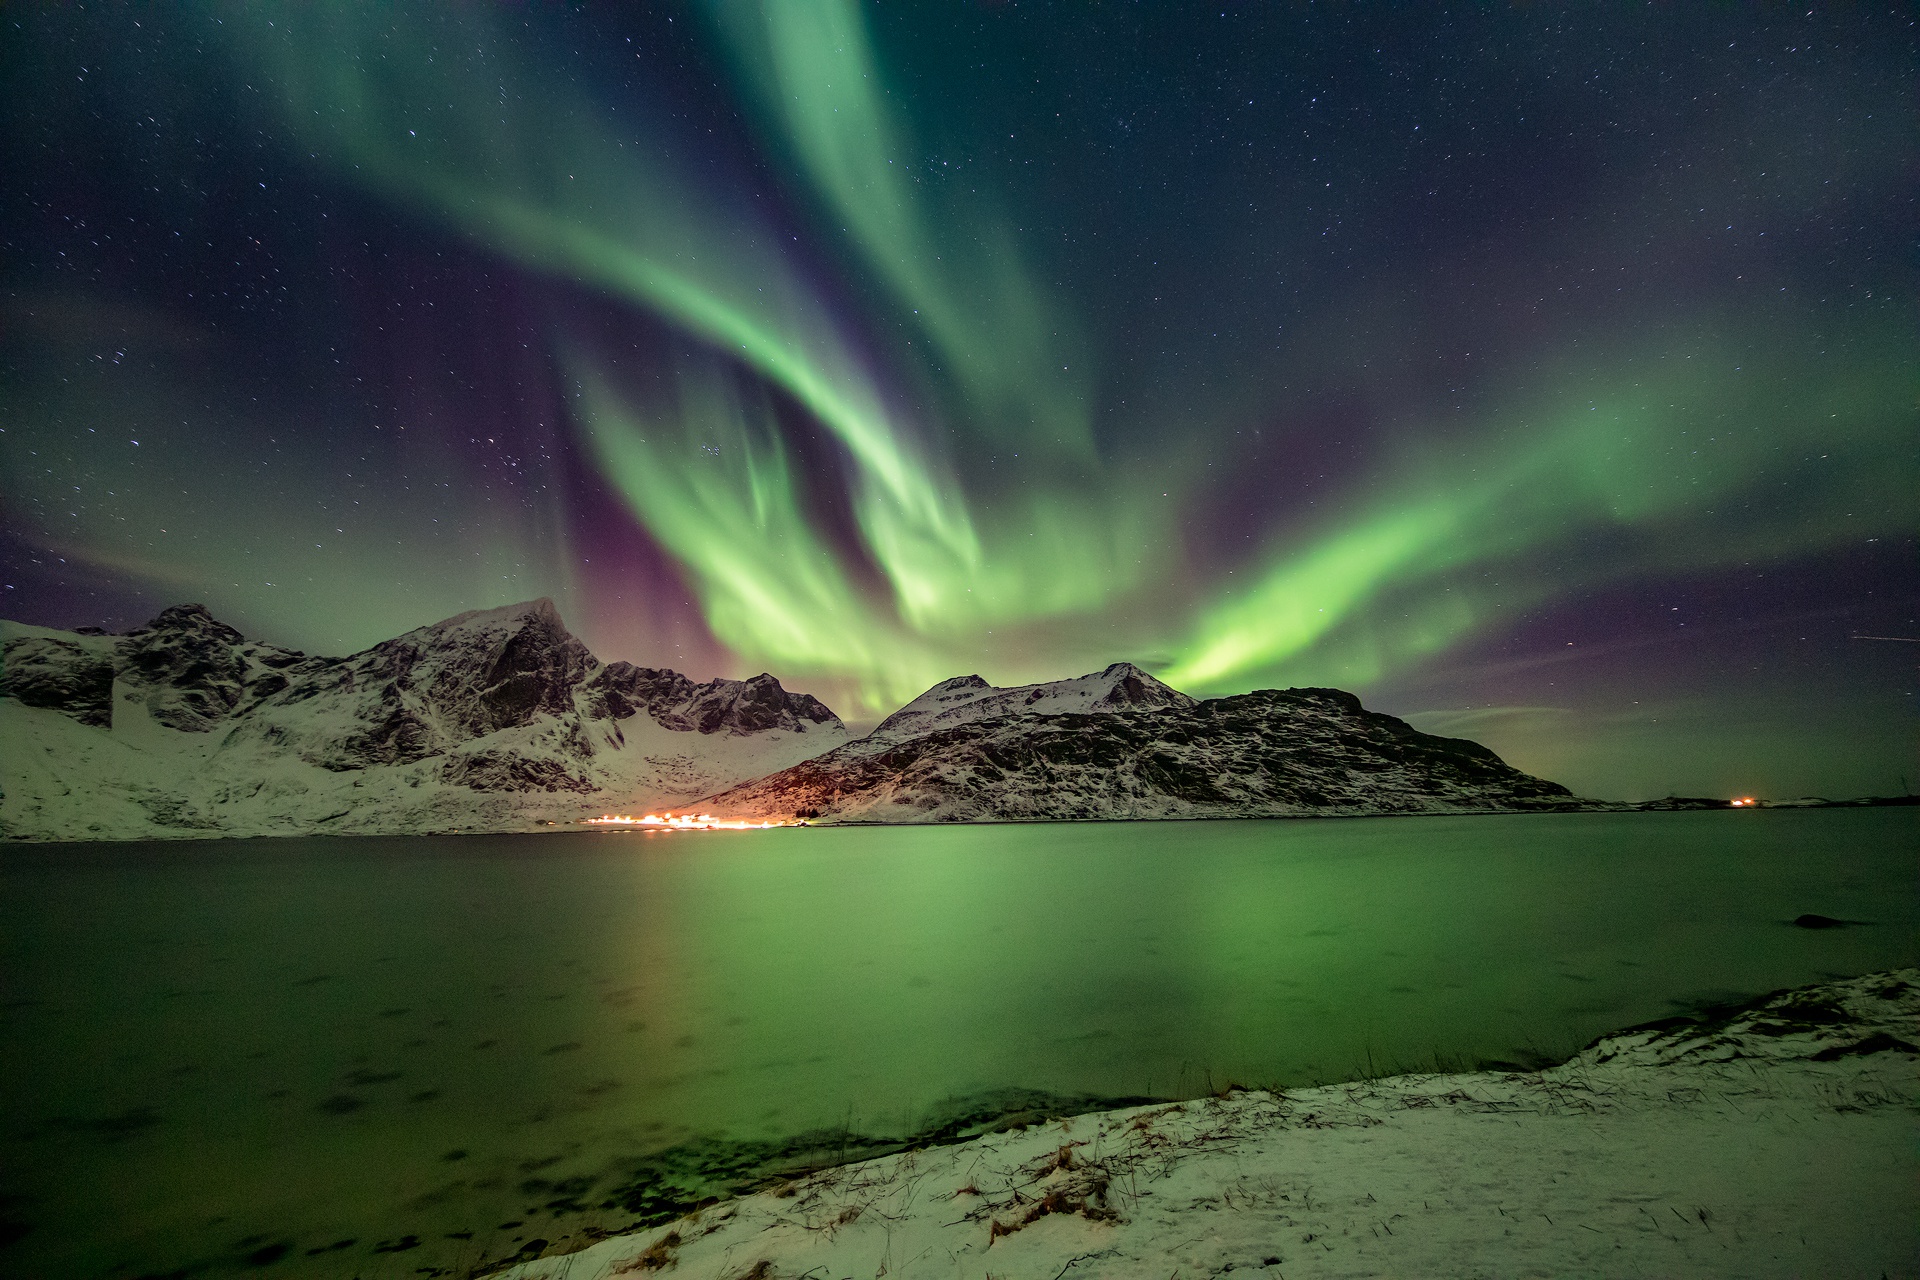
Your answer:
[615,1229,682,1273]
[987,1176,1122,1243]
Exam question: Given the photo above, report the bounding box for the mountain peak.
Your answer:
[1092,663,1186,709]
[423,597,565,635]
[871,662,1195,741]
[117,605,256,731]
[139,603,245,646]
[364,597,594,743]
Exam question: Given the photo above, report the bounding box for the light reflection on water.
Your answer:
[1,809,1914,1278]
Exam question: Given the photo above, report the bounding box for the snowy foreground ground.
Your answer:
[500,970,1918,1280]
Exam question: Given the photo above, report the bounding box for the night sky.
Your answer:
[4,4,1915,801]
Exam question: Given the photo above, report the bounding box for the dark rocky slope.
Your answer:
[702,674,1585,823]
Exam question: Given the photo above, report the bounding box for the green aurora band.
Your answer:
[29,4,1908,719]
[1166,331,1915,691]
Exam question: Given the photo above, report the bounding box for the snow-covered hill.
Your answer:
[0,601,847,841]
[868,662,1195,740]
[700,668,1587,823]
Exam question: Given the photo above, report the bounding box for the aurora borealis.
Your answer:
[3,4,1914,799]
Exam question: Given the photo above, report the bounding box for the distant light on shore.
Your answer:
[583,812,790,831]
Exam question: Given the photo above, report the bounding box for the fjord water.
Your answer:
[3,811,1915,1278]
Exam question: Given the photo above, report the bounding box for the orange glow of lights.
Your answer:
[1730,797,1758,807]
[583,811,791,831]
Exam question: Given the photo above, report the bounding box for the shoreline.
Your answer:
[9,799,1917,846]
[496,969,1919,1279]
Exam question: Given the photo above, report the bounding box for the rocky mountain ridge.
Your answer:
[700,671,1587,823]
[1,600,845,840]
[6,604,1597,840]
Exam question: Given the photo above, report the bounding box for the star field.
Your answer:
[3,3,1914,799]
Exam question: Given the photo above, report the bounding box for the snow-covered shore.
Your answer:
[498,969,1918,1279]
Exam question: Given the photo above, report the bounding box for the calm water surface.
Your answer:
[2,810,1915,1278]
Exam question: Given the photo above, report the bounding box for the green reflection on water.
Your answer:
[1,809,1914,1277]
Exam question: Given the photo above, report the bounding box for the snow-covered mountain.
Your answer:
[699,668,1586,823]
[0,601,847,841]
[4,609,1593,840]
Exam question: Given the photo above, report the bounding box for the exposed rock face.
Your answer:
[0,632,117,727]
[587,665,840,735]
[0,605,312,733]
[244,600,607,772]
[0,601,848,840]
[115,604,310,732]
[702,673,1584,823]
[441,749,598,795]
